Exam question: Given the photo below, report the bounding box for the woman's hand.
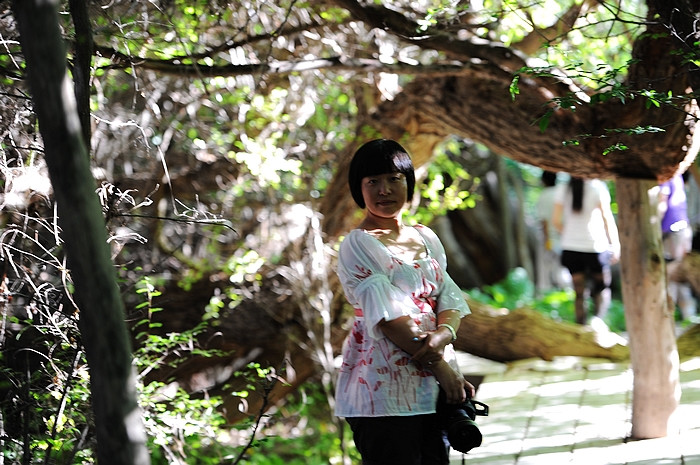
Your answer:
[430,361,474,404]
[411,330,451,366]
[463,377,476,400]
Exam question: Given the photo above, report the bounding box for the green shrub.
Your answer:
[1,273,355,464]
[468,267,627,332]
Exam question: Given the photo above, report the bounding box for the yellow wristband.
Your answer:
[438,323,457,342]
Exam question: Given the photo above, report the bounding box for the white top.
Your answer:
[555,180,613,253]
[335,225,470,417]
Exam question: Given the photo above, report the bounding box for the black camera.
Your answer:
[436,389,489,454]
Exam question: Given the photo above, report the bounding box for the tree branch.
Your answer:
[328,0,529,72]
[513,0,590,55]
[651,0,700,92]
[94,44,486,77]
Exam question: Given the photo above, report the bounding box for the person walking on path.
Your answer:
[552,177,620,326]
[658,173,697,322]
[534,170,569,293]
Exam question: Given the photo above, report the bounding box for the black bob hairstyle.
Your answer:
[348,139,416,209]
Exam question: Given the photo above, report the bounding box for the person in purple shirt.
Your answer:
[659,173,696,321]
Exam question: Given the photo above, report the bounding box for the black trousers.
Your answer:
[347,414,450,465]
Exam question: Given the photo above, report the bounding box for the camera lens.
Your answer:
[447,414,483,453]
[436,390,489,454]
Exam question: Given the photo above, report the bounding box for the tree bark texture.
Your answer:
[11,1,149,464]
[616,178,680,439]
[68,0,93,147]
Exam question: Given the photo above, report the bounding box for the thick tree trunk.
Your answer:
[616,178,679,439]
[12,1,149,464]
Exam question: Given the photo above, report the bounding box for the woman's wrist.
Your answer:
[437,323,457,342]
[430,359,450,372]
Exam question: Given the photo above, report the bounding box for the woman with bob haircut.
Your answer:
[335,139,474,464]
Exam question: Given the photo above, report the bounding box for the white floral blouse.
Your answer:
[334,225,470,418]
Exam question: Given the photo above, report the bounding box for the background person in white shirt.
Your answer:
[552,177,620,326]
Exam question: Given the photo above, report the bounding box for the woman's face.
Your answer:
[361,171,408,219]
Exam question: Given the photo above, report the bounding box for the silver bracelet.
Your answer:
[438,323,457,342]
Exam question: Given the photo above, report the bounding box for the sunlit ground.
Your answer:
[452,354,700,465]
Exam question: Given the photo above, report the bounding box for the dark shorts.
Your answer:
[347,414,449,465]
[560,250,611,275]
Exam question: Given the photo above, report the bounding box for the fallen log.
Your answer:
[669,251,700,296]
[677,323,700,359]
[456,298,630,362]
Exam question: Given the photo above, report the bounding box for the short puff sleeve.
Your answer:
[337,230,422,339]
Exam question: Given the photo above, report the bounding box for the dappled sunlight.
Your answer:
[592,328,629,349]
[571,433,698,465]
[452,356,700,464]
[521,433,577,452]
[671,402,700,431]
[476,380,534,400]
[680,357,700,371]
[683,379,700,389]
[532,370,632,399]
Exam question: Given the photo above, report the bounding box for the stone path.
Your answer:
[451,354,700,465]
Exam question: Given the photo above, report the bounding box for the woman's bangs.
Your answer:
[363,151,411,177]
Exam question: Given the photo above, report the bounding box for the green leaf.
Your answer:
[509,74,521,101]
